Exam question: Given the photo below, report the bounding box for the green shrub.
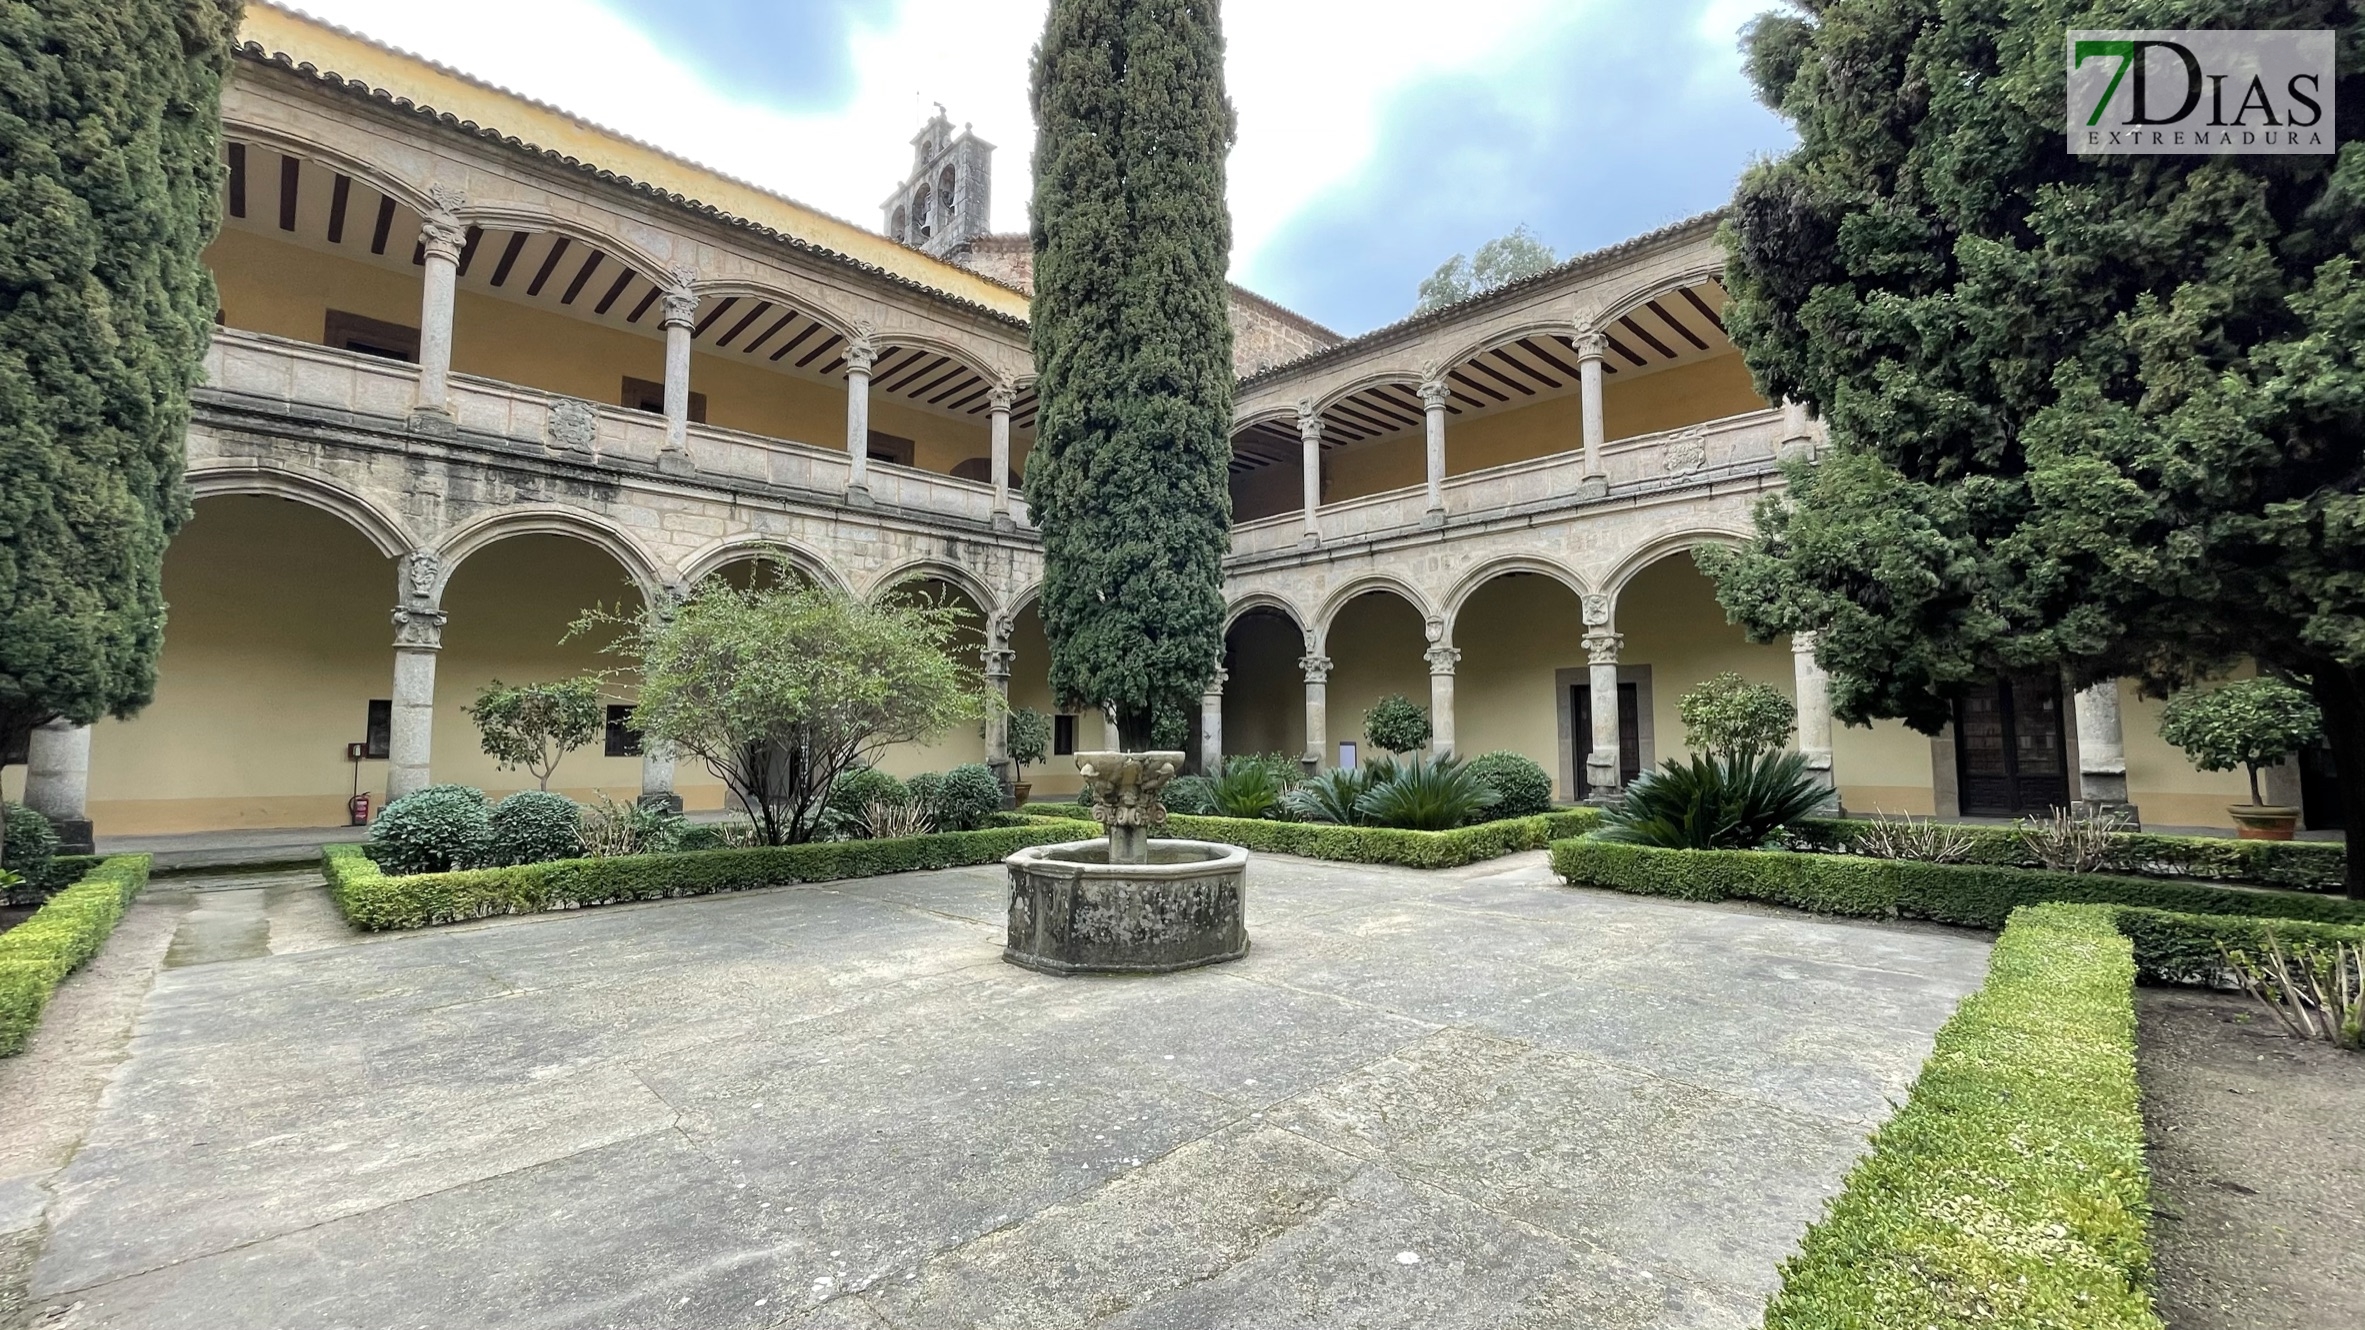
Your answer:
[1551,838,2365,931]
[1162,775,1216,817]
[932,763,1006,832]
[1363,694,1432,754]
[904,771,946,824]
[484,790,584,866]
[579,793,688,857]
[1598,751,1825,849]
[1786,816,2347,892]
[0,855,149,1056]
[1210,758,1287,819]
[1763,903,2160,1330]
[368,785,493,875]
[1284,765,1380,824]
[1166,809,1599,869]
[1464,750,1553,818]
[2110,906,2365,987]
[1675,670,1797,762]
[1005,706,1052,779]
[322,820,1103,931]
[1356,754,1497,830]
[4,802,59,881]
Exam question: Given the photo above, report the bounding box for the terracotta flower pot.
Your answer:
[1012,781,1033,807]
[2228,804,2301,840]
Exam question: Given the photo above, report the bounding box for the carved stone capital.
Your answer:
[1417,379,1451,411]
[391,605,448,650]
[1791,630,1820,656]
[1203,665,1228,699]
[1582,630,1622,666]
[1573,330,1608,364]
[659,284,699,331]
[1297,407,1324,445]
[418,209,467,264]
[980,646,1016,680]
[844,334,878,376]
[1299,653,1332,685]
[1425,645,1462,675]
[1077,750,1184,831]
[987,383,1016,413]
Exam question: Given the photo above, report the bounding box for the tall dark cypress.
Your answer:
[0,0,239,774]
[1026,0,1235,750]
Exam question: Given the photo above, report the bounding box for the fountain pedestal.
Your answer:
[1003,751,1250,975]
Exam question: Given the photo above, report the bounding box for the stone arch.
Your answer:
[1586,261,1730,332]
[432,505,667,606]
[891,205,909,244]
[938,165,958,219]
[1223,591,1309,640]
[694,276,859,345]
[1311,370,1425,417]
[452,203,677,289]
[867,558,999,621]
[1314,575,1436,647]
[869,329,1004,387]
[186,465,414,558]
[1600,528,1748,609]
[1428,316,1587,386]
[913,183,934,239]
[218,123,436,217]
[677,535,850,594]
[1440,555,1592,639]
[1230,403,1300,433]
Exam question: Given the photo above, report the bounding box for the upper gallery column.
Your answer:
[1297,404,1324,547]
[1300,651,1332,775]
[659,271,698,464]
[1574,330,1609,499]
[387,550,448,801]
[1791,631,1840,813]
[844,334,878,502]
[1419,379,1450,527]
[1200,667,1227,775]
[1580,594,1622,802]
[411,188,466,427]
[1426,642,1461,760]
[988,383,1016,528]
[2074,680,2139,826]
[23,721,94,854]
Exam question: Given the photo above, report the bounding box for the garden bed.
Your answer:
[1787,816,2346,893]
[1155,809,1599,869]
[0,854,151,1056]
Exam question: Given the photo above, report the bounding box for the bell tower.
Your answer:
[882,106,993,259]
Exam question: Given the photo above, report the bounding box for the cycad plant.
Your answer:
[1355,755,1498,831]
[1286,763,1385,824]
[1209,758,1286,819]
[1596,750,1826,850]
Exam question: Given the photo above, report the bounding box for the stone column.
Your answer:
[1200,667,1227,774]
[1581,595,1622,801]
[23,721,94,854]
[659,273,698,462]
[411,195,465,426]
[387,550,447,802]
[988,384,1015,529]
[1426,644,1461,760]
[983,623,1016,795]
[1792,631,1840,814]
[2073,680,2140,826]
[1419,379,1450,527]
[1300,652,1332,775]
[1779,397,1816,461]
[844,335,878,501]
[1575,331,1609,499]
[638,743,680,812]
[1298,405,1324,547]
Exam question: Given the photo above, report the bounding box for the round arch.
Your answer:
[1312,370,1426,417]
[1222,591,1309,640]
[1586,262,1730,332]
[187,465,414,558]
[693,277,858,345]
[1440,556,1592,638]
[866,558,999,620]
[432,505,667,605]
[1428,316,1587,386]
[676,535,851,594]
[867,330,1010,389]
[1229,403,1300,434]
[218,124,435,217]
[1600,529,1748,608]
[453,203,678,288]
[1314,575,1436,646]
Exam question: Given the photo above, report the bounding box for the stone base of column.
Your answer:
[991,510,1015,534]
[843,484,875,508]
[1297,532,1321,551]
[636,792,684,815]
[656,450,697,476]
[1574,474,1609,501]
[1582,791,1622,809]
[1421,506,1446,529]
[42,815,95,857]
[2071,800,2140,829]
[407,407,458,437]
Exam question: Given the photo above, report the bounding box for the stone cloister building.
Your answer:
[6,3,2276,844]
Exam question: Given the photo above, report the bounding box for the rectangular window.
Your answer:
[621,375,707,423]
[363,699,392,760]
[866,430,915,466]
[1337,741,1358,771]
[604,705,643,758]
[1053,714,1077,757]
[323,310,420,363]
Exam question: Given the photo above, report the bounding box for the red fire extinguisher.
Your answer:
[346,741,372,824]
[349,792,372,826]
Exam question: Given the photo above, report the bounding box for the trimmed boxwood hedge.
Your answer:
[2111,905,2365,987]
[0,854,151,1056]
[325,820,1103,931]
[1764,903,2162,1330]
[1550,838,2365,931]
[1160,809,1599,870]
[1787,816,2345,893]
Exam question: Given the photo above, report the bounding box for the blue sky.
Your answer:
[289,0,1793,336]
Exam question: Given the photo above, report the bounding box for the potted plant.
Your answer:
[2156,677,2323,839]
[1005,706,1051,805]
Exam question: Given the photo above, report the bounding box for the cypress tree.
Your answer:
[1026,0,1236,750]
[0,1,238,773]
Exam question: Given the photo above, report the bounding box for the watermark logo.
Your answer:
[2069,30,2333,154]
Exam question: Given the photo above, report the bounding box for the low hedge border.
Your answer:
[1764,902,2162,1329]
[2110,905,2365,987]
[1157,809,1601,870]
[1549,837,2365,931]
[325,820,1103,931]
[1787,816,2345,893]
[0,854,152,1057]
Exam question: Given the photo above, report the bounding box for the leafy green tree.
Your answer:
[1676,672,1797,762]
[1026,0,1236,749]
[1005,706,1051,779]
[0,1,240,830]
[583,583,987,846]
[465,677,605,790]
[1362,694,1432,754]
[1700,0,2365,895]
[2158,678,2324,808]
[1415,225,1557,312]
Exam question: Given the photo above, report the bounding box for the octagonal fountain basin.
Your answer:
[1003,838,1250,976]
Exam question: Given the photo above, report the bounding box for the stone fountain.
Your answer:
[1002,750,1249,975]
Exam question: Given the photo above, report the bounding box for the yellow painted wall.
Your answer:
[1453,573,1588,795]
[2122,681,2253,827]
[1320,594,1433,763]
[1221,613,1307,760]
[870,581,991,781]
[1004,604,1111,798]
[1617,554,1789,768]
[1833,720,1944,816]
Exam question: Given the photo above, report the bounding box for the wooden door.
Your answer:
[1954,674,2070,816]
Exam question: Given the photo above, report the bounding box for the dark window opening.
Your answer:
[324,309,420,363]
[1053,714,1078,757]
[622,375,707,423]
[950,456,1020,487]
[605,705,643,758]
[866,430,915,467]
[363,699,392,760]
[1570,683,1642,799]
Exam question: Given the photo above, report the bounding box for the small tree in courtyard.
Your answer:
[2158,678,2323,810]
[1005,706,1052,785]
[1702,0,2365,896]
[1363,695,1432,755]
[1677,672,1796,763]
[466,678,605,791]
[583,583,989,845]
[1026,0,1236,749]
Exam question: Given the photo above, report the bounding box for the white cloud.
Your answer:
[275,0,1575,276]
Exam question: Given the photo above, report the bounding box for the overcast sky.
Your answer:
[281,0,1793,335]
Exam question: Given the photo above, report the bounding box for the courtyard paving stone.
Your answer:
[28,851,1991,1329]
